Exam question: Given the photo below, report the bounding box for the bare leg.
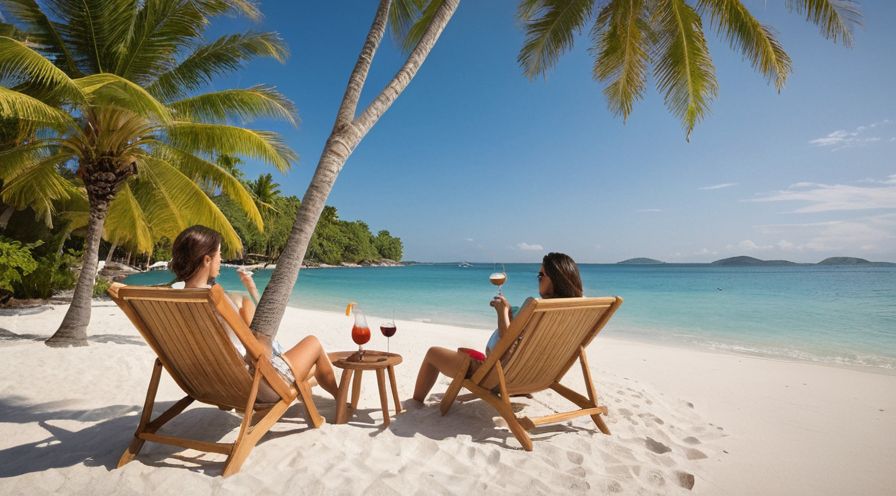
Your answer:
[413,347,468,403]
[282,336,339,398]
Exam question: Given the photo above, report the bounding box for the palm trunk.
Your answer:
[47,157,136,347]
[251,0,460,338]
[0,205,14,229]
[105,242,117,263]
[45,205,107,347]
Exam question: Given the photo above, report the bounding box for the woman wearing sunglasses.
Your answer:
[413,252,584,403]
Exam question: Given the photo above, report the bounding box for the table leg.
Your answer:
[376,368,390,426]
[335,369,353,424]
[351,369,363,411]
[387,365,402,414]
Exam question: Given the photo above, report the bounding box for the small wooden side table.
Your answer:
[329,350,403,426]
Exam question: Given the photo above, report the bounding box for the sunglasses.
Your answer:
[537,271,545,281]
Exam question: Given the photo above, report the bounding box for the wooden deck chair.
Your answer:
[108,283,324,476]
[439,296,622,451]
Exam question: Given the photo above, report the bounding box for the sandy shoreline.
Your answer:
[1,301,894,495]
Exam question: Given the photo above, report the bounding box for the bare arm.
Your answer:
[491,295,512,338]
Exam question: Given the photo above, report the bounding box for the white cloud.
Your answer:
[464,238,474,242]
[809,119,892,150]
[516,242,544,251]
[699,183,737,190]
[754,214,896,254]
[636,208,662,213]
[748,175,896,213]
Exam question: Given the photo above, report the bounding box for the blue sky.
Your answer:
[212,1,896,263]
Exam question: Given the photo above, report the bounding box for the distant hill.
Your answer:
[617,258,665,265]
[711,256,798,266]
[818,257,870,265]
[818,257,896,266]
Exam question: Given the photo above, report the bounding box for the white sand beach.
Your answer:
[1,302,894,495]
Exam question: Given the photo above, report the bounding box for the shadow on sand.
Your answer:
[0,393,332,478]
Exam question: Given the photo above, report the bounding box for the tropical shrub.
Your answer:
[0,236,39,293]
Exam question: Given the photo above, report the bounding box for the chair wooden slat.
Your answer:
[108,283,325,476]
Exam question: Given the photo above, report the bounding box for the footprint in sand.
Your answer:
[676,471,696,490]
[685,448,708,460]
[645,437,672,454]
[567,451,584,465]
[683,436,701,445]
[645,469,666,487]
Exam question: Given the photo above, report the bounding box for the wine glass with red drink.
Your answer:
[380,315,397,353]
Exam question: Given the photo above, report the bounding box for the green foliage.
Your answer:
[0,236,40,292]
[93,277,112,298]
[13,248,79,299]
[374,230,403,261]
[211,174,403,265]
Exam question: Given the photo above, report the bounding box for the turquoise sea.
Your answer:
[125,263,896,372]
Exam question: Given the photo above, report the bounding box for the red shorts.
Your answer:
[458,347,486,362]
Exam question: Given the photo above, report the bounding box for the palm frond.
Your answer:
[517,0,595,79]
[785,0,861,47]
[0,86,75,128]
[136,154,245,256]
[75,73,172,123]
[193,0,262,21]
[593,0,652,120]
[169,85,298,126]
[517,0,546,22]
[152,142,264,230]
[147,32,288,101]
[165,122,296,172]
[652,0,718,139]
[0,0,80,75]
[103,181,154,253]
[45,0,131,73]
[0,140,55,178]
[113,0,208,83]
[697,0,792,90]
[0,151,77,226]
[389,0,425,44]
[0,36,85,101]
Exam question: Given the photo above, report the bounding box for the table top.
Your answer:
[329,350,402,370]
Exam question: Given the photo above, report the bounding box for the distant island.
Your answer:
[709,256,895,266]
[711,256,797,266]
[817,257,896,267]
[617,258,665,265]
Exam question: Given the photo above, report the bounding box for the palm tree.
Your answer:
[247,173,281,213]
[516,0,861,139]
[250,0,861,340]
[0,0,298,346]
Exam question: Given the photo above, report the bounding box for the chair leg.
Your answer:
[297,380,324,428]
[466,382,533,451]
[223,398,291,477]
[118,359,163,468]
[578,346,610,435]
[440,354,471,416]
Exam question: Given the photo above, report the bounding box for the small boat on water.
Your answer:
[147,261,169,271]
[457,261,473,268]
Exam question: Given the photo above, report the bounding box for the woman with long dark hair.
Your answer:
[170,225,339,400]
[412,252,584,402]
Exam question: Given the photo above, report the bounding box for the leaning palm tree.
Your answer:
[0,0,297,346]
[249,0,860,340]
